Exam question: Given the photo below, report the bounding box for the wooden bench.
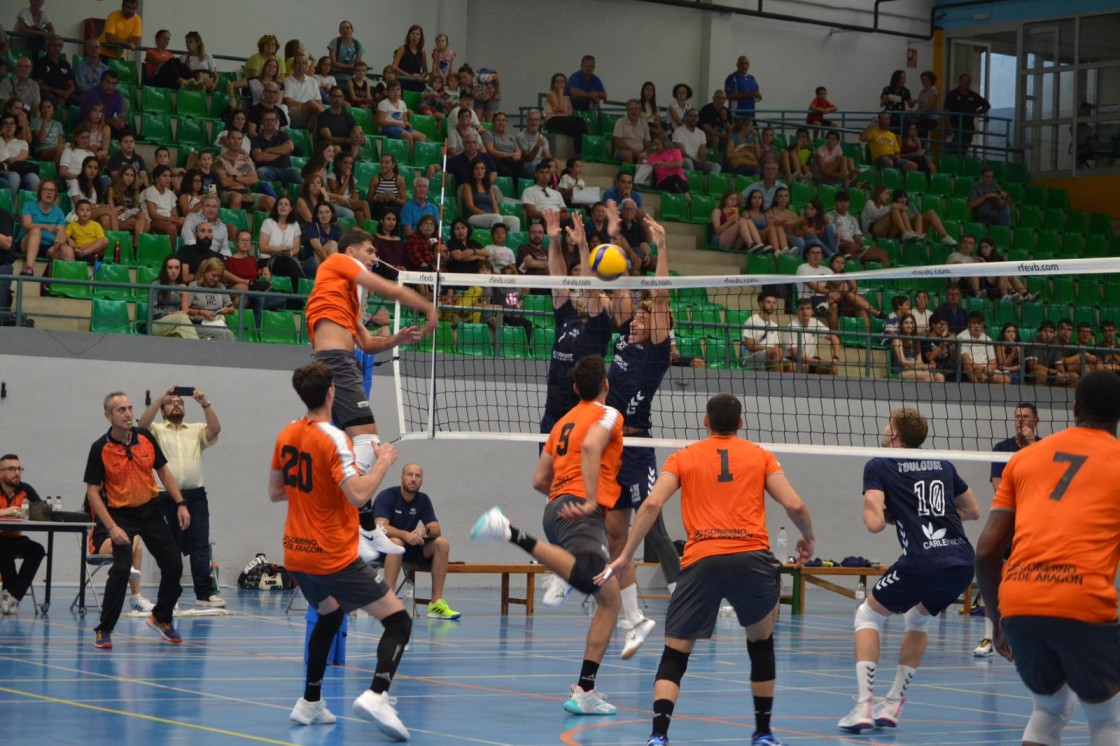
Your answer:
[407,562,549,616]
[778,564,975,616]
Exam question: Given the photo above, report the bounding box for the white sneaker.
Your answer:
[1,590,18,614]
[289,697,337,725]
[198,595,226,608]
[901,231,922,242]
[873,697,904,728]
[131,594,155,613]
[973,638,994,657]
[621,617,657,660]
[542,573,573,607]
[837,697,875,732]
[562,684,617,715]
[718,602,736,618]
[941,235,958,246]
[352,690,409,741]
[368,525,405,556]
[470,507,512,541]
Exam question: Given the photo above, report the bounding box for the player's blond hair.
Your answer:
[890,407,928,448]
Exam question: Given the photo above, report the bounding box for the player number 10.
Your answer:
[912,479,945,517]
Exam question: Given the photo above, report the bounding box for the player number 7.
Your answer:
[1049,452,1087,502]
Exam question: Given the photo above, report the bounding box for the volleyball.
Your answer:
[589,243,629,281]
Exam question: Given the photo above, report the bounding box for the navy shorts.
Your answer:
[611,434,657,511]
[871,562,974,616]
[402,542,429,566]
[288,557,389,613]
[665,550,780,640]
[1003,616,1120,702]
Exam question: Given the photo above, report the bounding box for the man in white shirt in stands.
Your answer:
[612,99,650,164]
[957,311,1007,384]
[785,297,840,374]
[741,292,792,372]
[795,245,833,312]
[672,108,718,174]
[520,161,568,222]
[283,54,324,130]
[182,196,232,256]
[515,109,552,173]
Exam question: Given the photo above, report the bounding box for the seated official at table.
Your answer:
[0,453,46,615]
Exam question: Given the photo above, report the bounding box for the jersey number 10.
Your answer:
[913,479,945,517]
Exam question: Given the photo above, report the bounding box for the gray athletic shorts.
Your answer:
[1003,616,1120,702]
[289,557,389,613]
[665,550,780,640]
[542,494,610,561]
[312,349,375,428]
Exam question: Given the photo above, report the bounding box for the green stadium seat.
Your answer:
[136,265,159,285]
[0,190,12,213]
[457,322,492,356]
[1044,302,1070,323]
[530,327,556,360]
[790,180,813,206]
[937,154,960,174]
[49,260,92,299]
[1041,208,1066,232]
[747,253,776,275]
[209,91,231,119]
[847,188,868,214]
[843,142,867,165]
[991,297,1019,327]
[905,170,928,194]
[840,316,868,348]
[104,231,133,264]
[413,140,443,170]
[410,113,438,141]
[1004,162,1029,183]
[136,233,173,268]
[988,225,1012,251]
[1013,228,1039,255]
[685,171,706,195]
[900,242,928,266]
[945,198,969,222]
[1065,211,1089,234]
[816,183,837,210]
[927,173,952,197]
[706,173,733,197]
[1007,249,1031,263]
[687,194,716,224]
[89,299,134,334]
[705,338,732,369]
[93,263,134,300]
[139,113,174,144]
[877,168,902,190]
[1038,230,1061,258]
[659,192,688,222]
[960,157,982,177]
[575,110,601,135]
[963,222,987,241]
[401,89,422,112]
[1086,234,1110,259]
[175,89,209,119]
[580,135,610,164]
[107,58,139,86]
[1017,206,1042,230]
[1022,184,1047,207]
[497,325,531,359]
[219,207,250,233]
[952,176,976,199]
[1073,305,1096,328]
[928,243,952,264]
[258,310,300,344]
[1059,233,1085,258]
[1046,188,1070,210]
[349,107,374,134]
[288,128,312,156]
[176,117,210,149]
[381,138,412,166]
[1049,276,1076,304]
[1019,302,1044,330]
[415,321,454,354]
[1088,213,1113,236]
[140,86,173,115]
[268,275,293,295]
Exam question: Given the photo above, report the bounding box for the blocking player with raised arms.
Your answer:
[268,361,412,740]
[470,354,626,715]
[599,393,815,746]
[976,371,1120,746]
[304,228,437,475]
[838,407,981,733]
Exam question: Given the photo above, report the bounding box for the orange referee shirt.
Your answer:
[304,253,367,345]
[662,434,782,569]
[271,417,362,574]
[993,426,1120,624]
[544,400,624,508]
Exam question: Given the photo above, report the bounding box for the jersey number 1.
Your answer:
[717,449,733,483]
[280,446,313,492]
[555,423,575,456]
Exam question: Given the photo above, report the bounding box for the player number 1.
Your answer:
[717,449,733,482]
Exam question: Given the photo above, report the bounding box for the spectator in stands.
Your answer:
[741,291,791,372]
[674,107,719,174]
[786,297,840,374]
[328,21,364,84]
[431,32,456,83]
[975,236,1034,300]
[862,185,922,243]
[19,180,72,272]
[183,195,231,257]
[742,188,777,251]
[462,157,519,232]
[419,70,452,120]
[516,221,549,281]
[900,122,936,174]
[616,197,653,272]
[725,56,761,119]
[143,165,184,242]
[697,89,731,150]
[251,110,301,186]
[1025,321,1075,387]
[373,211,405,269]
[879,69,913,133]
[69,156,116,230]
[247,81,289,134]
[1074,101,1097,167]
[914,71,940,140]
[936,284,969,334]
[228,59,279,111]
[370,65,397,106]
[944,73,990,157]
[329,152,369,224]
[216,111,250,158]
[302,201,339,277]
[924,314,959,381]
[646,135,689,195]
[957,311,1007,383]
[912,289,933,334]
[216,130,271,212]
[282,39,304,75]
[149,255,197,339]
[1058,319,1097,376]
[946,233,982,296]
[894,188,955,245]
[245,35,285,80]
[391,25,428,92]
[367,152,407,221]
[258,195,303,286]
[825,253,879,331]
[283,54,323,130]
[81,70,131,140]
[29,98,62,162]
[667,83,693,130]
[395,175,435,238]
[516,109,551,173]
[861,111,915,171]
[184,257,236,341]
[710,190,745,251]
[15,0,54,54]
[969,167,1012,227]
[638,81,664,136]
[346,61,373,109]
[765,187,805,256]
[179,32,217,93]
[445,216,487,274]
[405,213,444,274]
[109,164,148,242]
[799,199,836,257]
[0,453,46,615]
[881,294,910,338]
[318,87,365,160]
[2,99,30,144]
[1096,320,1119,372]
[99,0,142,59]
[795,244,833,310]
[544,72,587,154]
[612,99,650,164]
[80,103,112,166]
[65,199,109,262]
[445,107,475,157]
[107,131,145,185]
[521,160,568,222]
[994,323,1022,383]
[893,313,944,381]
[143,29,178,88]
[813,129,858,186]
[73,39,108,104]
[806,86,838,133]
[177,169,206,218]
[0,114,37,202]
[567,55,607,112]
[725,117,759,176]
[152,146,183,192]
[826,190,864,257]
[781,128,813,182]
[756,126,781,165]
[740,159,785,210]
[602,171,643,210]
[484,111,529,184]
[484,223,516,273]
[465,63,504,123]
[32,35,72,105]
[377,80,426,156]
[0,58,39,114]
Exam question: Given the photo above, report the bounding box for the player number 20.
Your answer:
[280,446,313,492]
[912,479,945,516]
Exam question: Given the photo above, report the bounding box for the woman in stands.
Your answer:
[300,141,337,185]
[180,31,217,93]
[109,165,148,243]
[462,158,519,233]
[726,117,760,176]
[367,152,406,221]
[757,127,781,165]
[328,20,364,84]
[741,188,777,252]
[404,213,445,276]
[143,165,184,242]
[184,257,236,342]
[80,103,111,166]
[258,195,303,286]
[914,70,940,140]
[150,254,198,339]
[892,188,955,246]
[3,98,31,143]
[391,24,428,92]
[228,57,280,108]
[862,185,919,243]
[646,135,689,194]
[879,69,914,133]
[976,236,1032,300]
[303,201,340,277]
[543,72,587,155]
[667,83,692,129]
[900,122,936,174]
[144,29,181,88]
[328,151,371,224]
[296,174,329,225]
[994,322,1022,383]
[638,81,664,136]
[72,156,118,231]
[18,181,74,272]
[373,210,405,269]
[244,34,285,80]
[781,127,814,182]
[765,186,804,255]
[445,216,488,274]
[801,198,836,257]
[825,252,878,332]
[311,57,337,102]
[30,98,63,162]
[216,110,250,154]
[177,169,206,218]
[892,313,943,381]
[711,189,746,251]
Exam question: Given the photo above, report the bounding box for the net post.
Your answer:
[424,139,450,439]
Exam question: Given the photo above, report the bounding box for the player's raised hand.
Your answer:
[543,209,562,237]
[565,212,587,248]
[395,325,423,346]
[605,199,621,238]
[373,440,397,468]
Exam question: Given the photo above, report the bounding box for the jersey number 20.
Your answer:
[280,446,313,492]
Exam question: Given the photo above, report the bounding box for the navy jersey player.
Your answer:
[838,407,981,733]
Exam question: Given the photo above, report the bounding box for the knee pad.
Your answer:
[654,646,690,687]
[351,434,380,474]
[567,553,606,595]
[1083,691,1120,746]
[904,606,931,633]
[1023,685,1077,745]
[747,635,776,682]
[381,608,412,648]
[312,607,345,637]
[854,601,890,633]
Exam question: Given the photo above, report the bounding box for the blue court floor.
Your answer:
[0,586,1091,745]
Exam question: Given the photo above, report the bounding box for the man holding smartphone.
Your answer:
[138,386,224,607]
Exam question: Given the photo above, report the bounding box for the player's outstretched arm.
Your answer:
[765,472,816,564]
[954,487,982,521]
[642,215,673,344]
[356,322,423,354]
[975,509,1015,661]
[356,270,438,334]
[341,441,399,507]
[862,488,888,533]
[597,472,679,585]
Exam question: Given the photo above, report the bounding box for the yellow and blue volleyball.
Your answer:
[589,243,629,281]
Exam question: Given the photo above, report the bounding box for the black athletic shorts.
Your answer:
[611,434,657,512]
[1003,616,1120,702]
[289,557,389,613]
[872,562,974,616]
[312,349,375,429]
[665,550,780,640]
[90,523,110,553]
[542,494,610,561]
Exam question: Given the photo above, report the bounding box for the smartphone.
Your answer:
[172,386,195,397]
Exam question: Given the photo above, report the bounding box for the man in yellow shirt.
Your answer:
[99,0,142,60]
[65,200,109,262]
[860,111,916,172]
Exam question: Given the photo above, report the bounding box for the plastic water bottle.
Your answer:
[20,501,29,520]
[113,241,121,264]
[777,527,788,558]
[856,579,867,601]
[54,496,62,512]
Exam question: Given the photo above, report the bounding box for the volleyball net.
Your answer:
[384,257,1119,462]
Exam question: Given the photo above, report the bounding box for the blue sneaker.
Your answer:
[647,736,669,746]
[93,629,112,649]
[752,732,786,745]
[146,614,183,644]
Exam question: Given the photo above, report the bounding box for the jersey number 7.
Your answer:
[1050,452,1087,502]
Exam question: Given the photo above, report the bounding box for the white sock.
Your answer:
[984,616,994,639]
[886,664,916,701]
[666,581,677,595]
[352,434,378,473]
[620,584,643,626]
[856,661,877,701]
